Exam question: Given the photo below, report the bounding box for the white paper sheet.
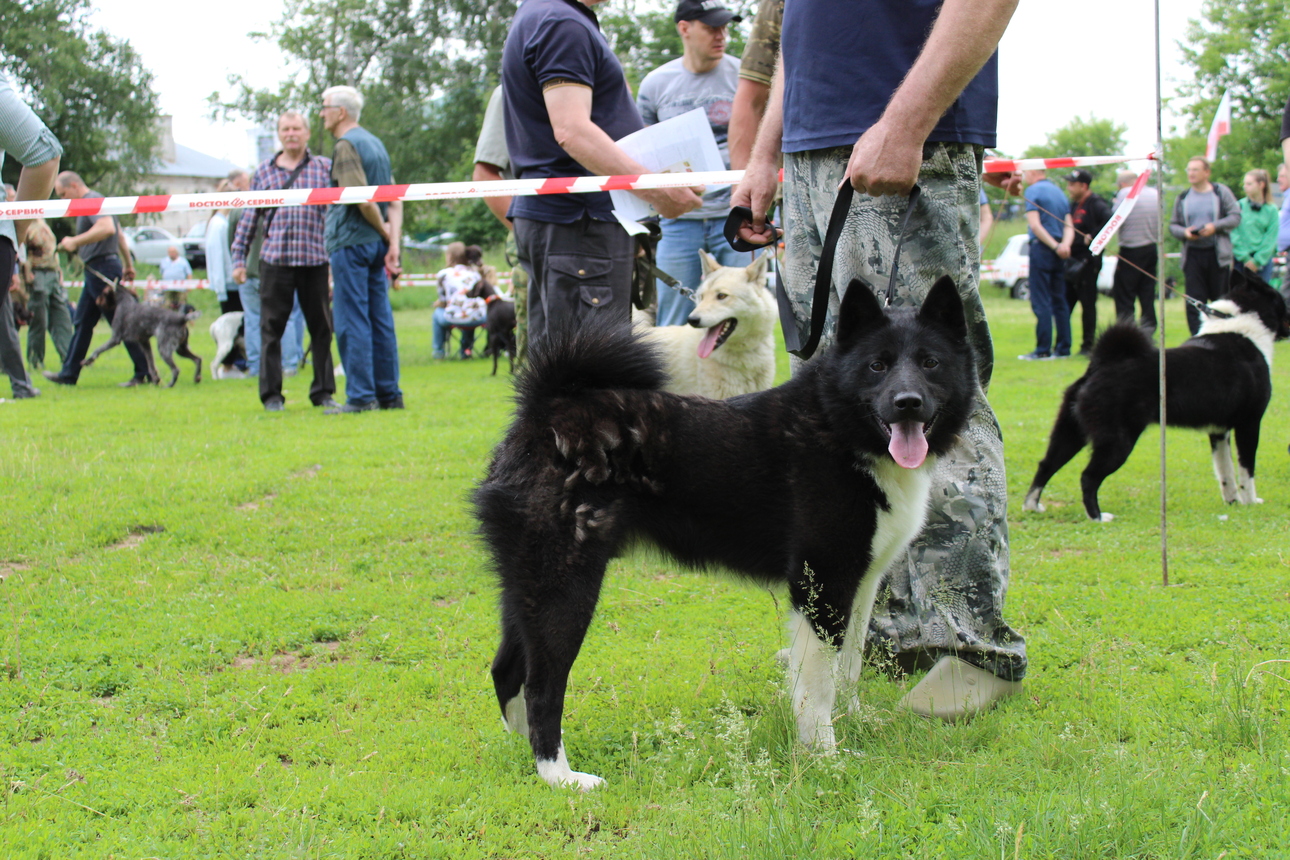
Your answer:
[610,108,726,224]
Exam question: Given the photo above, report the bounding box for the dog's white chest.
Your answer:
[862,458,934,580]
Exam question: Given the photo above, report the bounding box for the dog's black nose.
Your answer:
[687,315,702,327]
[893,392,923,412]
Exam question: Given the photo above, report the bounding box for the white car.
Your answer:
[981,232,1116,301]
[124,226,185,266]
[180,221,207,270]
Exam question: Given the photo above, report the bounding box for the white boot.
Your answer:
[897,655,1021,722]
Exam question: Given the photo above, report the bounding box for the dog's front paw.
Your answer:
[80,358,93,367]
[1095,512,1115,522]
[1021,489,1045,513]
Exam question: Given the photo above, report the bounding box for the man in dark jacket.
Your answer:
[1065,169,1112,355]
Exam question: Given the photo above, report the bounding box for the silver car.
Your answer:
[124,226,185,266]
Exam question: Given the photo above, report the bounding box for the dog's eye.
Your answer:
[923,358,939,369]
[869,360,887,372]
[716,292,728,300]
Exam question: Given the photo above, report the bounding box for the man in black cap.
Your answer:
[1065,168,1112,355]
[637,0,752,326]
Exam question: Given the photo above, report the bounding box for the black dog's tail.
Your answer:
[1088,322,1157,367]
[517,317,667,406]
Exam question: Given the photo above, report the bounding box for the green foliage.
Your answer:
[1,292,1288,857]
[0,0,161,193]
[1021,115,1129,197]
[1175,0,1290,190]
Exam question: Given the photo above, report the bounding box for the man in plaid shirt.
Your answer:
[232,110,336,412]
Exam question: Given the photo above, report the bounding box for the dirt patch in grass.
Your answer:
[108,525,165,551]
[0,561,31,581]
[231,640,342,673]
[236,465,323,511]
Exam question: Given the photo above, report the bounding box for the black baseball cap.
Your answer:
[675,0,742,26]
[1065,169,1094,185]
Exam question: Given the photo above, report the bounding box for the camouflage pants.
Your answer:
[506,231,529,367]
[782,143,1026,681]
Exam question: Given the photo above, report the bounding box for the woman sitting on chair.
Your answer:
[432,242,488,359]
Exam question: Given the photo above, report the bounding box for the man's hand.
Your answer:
[729,160,781,247]
[58,235,78,254]
[1055,241,1072,260]
[984,171,1022,195]
[1245,259,1259,272]
[233,266,247,285]
[1199,222,1217,238]
[1184,227,1199,241]
[385,243,402,288]
[636,185,704,220]
[122,262,136,281]
[844,118,924,197]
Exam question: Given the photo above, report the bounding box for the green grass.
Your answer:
[1,288,1287,858]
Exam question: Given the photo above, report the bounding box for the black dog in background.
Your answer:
[468,278,517,376]
[82,285,203,387]
[1024,266,1289,520]
[474,276,977,790]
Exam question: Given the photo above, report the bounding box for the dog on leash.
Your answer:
[81,284,202,387]
[1023,267,1289,521]
[637,250,777,399]
[209,312,245,379]
[474,276,977,790]
[468,278,517,376]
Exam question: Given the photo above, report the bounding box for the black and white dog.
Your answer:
[1024,267,1289,521]
[474,276,977,789]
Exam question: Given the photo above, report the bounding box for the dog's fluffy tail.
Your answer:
[518,317,667,404]
[1089,322,1156,366]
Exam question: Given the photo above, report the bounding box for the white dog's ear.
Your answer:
[698,249,720,277]
[745,251,772,284]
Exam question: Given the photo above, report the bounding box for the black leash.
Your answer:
[725,182,922,360]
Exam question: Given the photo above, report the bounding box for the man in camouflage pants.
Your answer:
[733,0,1026,721]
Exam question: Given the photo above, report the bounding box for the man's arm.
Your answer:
[117,222,135,280]
[1025,210,1058,249]
[978,201,993,247]
[12,156,59,246]
[333,140,389,242]
[473,161,513,229]
[385,199,403,281]
[845,0,1020,196]
[728,78,771,170]
[543,84,702,220]
[59,213,115,255]
[729,52,785,245]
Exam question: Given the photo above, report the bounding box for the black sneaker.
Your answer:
[264,396,285,412]
[378,396,405,410]
[42,370,74,386]
[12,386,40,399]
[1018,351,1052,361]
[316,396,340,409]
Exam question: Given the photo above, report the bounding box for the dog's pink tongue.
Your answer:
[697,325,722,359]
[889,422,929,469]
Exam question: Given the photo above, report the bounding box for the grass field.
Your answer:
[1,282,1287,859]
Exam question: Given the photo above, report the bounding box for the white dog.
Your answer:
[637,250,777,399]
[209,311,245,379]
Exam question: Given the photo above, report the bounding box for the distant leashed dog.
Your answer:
[82,285,203,387]
[637,250,777,399]
[1024,267,1289,521]
[474,276,977,790]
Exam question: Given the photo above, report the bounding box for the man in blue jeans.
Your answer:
[1020,168,1073,360]
[638,0,759,325]
[321,85,404,414]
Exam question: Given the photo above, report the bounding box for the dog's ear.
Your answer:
[745,251,772,284]
[836,277,886,346]
[699,249,721,278]
[917,276,967,341]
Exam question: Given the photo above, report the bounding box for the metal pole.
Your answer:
[1155,0,1169,587]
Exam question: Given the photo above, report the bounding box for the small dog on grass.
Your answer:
[209,311,246,379]
[468,278,517,376]
[82,284,203,387]
[474,276,977,790]
[1023,266,1289,520]
[636,250,777,399]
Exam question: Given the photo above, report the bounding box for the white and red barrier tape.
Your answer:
[1089,168,1153,255]
[0,153,1155,221]
[64,274,513,292]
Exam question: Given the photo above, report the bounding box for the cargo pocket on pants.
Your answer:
[548,255,615,312]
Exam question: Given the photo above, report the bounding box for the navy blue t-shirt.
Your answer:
[1024,179,1069,243]
[780,0,998,153]
[501,0,644,223]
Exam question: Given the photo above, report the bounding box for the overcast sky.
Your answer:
[88,0,1209,171]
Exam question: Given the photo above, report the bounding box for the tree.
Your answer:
[0,0,161,194]
[1022,115,1129,198]
[1175,0,1290,190]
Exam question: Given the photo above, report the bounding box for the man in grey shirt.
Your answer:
[1169,156,1240,335]
[44,171,151,387]
[1110,170,1161,331]
[637,0,757,326]
[0,72,61,399]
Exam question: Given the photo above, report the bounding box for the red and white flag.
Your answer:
[1205,90,1232,162]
